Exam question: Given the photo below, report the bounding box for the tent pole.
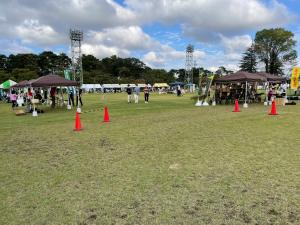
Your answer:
[264,82,269,105]
[245,81,247,103]
[60,86,64,106]
[243,81,248,108]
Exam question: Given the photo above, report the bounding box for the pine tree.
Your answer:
[240,44,257,73]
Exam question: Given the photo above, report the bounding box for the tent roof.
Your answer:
[0,79,17,89]
[215,71,267,83]
[11,80,30,88]
[256,72,286,82]
[82,84,102,89]
[120,84,135,88]
[102,84,121,88]
[30,75,78,87]
[153,83,169,87]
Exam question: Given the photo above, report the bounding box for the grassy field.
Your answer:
[0,93,299,225]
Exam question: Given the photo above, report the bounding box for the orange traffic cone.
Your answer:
[74,112,83,131]
[233,99,240,112]
[269,100,278,115]
[103,106,110,122]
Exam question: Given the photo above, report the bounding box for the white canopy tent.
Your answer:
[102,84,121,89]
[81,84,102,92]
[120,84,135,88]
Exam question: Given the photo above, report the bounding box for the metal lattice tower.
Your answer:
[70,29,83,85]
[185,44,194,84]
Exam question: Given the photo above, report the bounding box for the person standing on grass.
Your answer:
[68,87,75,107]
[134,84,140,104]
[126,84,132,103]
[76,88,83,107]
[10,90,17,108]
[144,84,149,103]
[50,87,56,108]
[27,88,33,100]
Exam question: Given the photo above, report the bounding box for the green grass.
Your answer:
[1,93,299,225]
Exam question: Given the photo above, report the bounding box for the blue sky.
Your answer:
[0,0,299,73]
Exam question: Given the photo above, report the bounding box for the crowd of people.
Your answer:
[1,87,83,113]
[214,82,290,104]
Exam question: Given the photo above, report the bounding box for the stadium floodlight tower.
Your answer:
[70,29,83,86]
[185,44,194,92]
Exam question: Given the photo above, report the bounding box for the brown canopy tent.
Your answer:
[11,80,30,88]
[11,75,78,88]
[214,72,267,107]
[30,75,78,87]
[29,75,79,109]
[255,72,286,83]
[214,72,287,106]
[10,75,79,111]
[215,71,267,83]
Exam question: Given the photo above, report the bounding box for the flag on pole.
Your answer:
[291,67,300,90]
[64,69,71,80]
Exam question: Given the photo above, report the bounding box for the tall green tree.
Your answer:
[56,53,71,73]
[176,69,186,82]
[7,54,39,72]
[240,44,257,73]
[10,68,38,81]
[0,69,9,83]
[0,55,7,70]
[38,51,58,75]
[216,66,232,76]
[144,69,173,84]
[82,54,101,72]
[254,28,297,75]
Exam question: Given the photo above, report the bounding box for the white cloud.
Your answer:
[125,0,294,42]
[82,43,130,58]
[0,0,296,72]
[143,51,165,67]
[81,25,161,59]
[15,19,64,46]
[0,40,32,54]
[86,26,160,51]
[220,35,252,54]
[82,25,206,69]
[143,45,206,69]
[0,16,6,22]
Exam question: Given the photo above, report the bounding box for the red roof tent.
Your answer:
[30,75,78,87]
[215,71,267,83]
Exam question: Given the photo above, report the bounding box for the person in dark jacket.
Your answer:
[50,87,56,108]
[76,88,83,107]
[126,84,132,103]
[144,85,150,103]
